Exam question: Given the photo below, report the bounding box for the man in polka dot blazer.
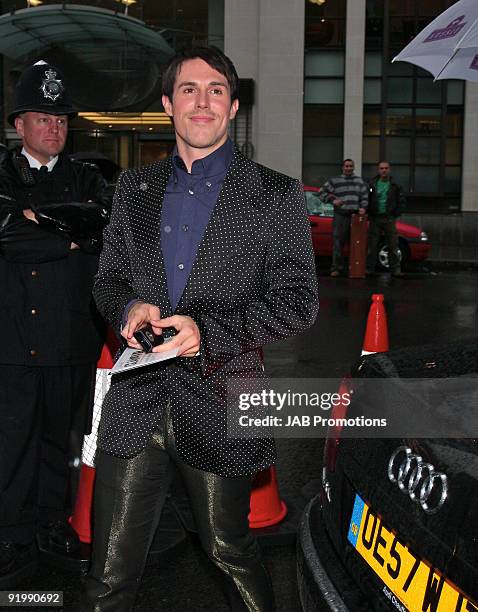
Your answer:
[83,46,319,612]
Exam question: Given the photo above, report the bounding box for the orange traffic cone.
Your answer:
[69,465,96,543]
[249,466,287,529]
[361,293,389,355]
[69,328,119,543]
[97,326,119,369]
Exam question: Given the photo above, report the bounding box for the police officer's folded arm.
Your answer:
[30,199,110,255]
[0,212,70,263]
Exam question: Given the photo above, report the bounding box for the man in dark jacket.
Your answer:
[366,161,406,277]
[0,61,109,586]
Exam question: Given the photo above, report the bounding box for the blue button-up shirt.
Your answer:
[161,138,233,310]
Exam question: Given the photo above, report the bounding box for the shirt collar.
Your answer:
[172,138,233,179]
[21,147,58,172]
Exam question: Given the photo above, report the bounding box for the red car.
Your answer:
[304,186,431,269]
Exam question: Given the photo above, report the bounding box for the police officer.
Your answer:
[0,61,109,586]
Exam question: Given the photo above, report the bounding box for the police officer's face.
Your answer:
[162,58,239,163]
[15,112,68,165]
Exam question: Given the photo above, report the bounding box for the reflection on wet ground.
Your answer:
[266,269,478,379]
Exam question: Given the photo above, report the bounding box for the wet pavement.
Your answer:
[20,266,478,611]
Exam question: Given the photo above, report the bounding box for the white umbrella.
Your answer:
[393,0,478,81]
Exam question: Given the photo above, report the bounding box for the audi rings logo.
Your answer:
[387,446,448,514]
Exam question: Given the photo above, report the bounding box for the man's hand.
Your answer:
[121,302,162,350]
[23,209,38,224]
[153,315,200,357]
[358,207,366,216]
[332,198,343,207]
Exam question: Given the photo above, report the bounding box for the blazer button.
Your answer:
[31,270,38,277]
[30,349,37,356]
[31,309,37,315]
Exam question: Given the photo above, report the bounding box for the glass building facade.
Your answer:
[363,0,463,212]
[0,0,472,216]
[303,0,345,187]
[303,0,463,213]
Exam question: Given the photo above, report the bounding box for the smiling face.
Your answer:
[342,160,355,177]
[162,58,239,169]
[15,111,68,165]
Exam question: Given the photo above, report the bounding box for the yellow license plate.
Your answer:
[347,494,477,612]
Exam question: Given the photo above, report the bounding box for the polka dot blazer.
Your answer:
[93,149,319,477]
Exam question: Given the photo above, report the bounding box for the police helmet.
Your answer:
[8,60,77,126]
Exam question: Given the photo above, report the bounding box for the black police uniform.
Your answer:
[0,60,110,583]
[0,150,109,557]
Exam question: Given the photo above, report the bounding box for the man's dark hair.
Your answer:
[161,45,239,103]
[342,158,354,165]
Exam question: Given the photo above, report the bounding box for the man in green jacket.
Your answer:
[366,161,406,277]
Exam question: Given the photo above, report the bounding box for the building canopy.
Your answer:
[0,4,175,111]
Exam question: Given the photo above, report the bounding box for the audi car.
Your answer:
[304,186,431,269]
[297,338,478,612]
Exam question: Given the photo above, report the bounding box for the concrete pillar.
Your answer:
[224,0,259,159]
[343,0,366,173]
[208,0,225,50]
[224,0,304,179]
[224,0,258,78]
[461,82,478,212]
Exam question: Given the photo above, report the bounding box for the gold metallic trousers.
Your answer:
[81,412,275,612]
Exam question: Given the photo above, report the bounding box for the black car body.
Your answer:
[297,339,478,612]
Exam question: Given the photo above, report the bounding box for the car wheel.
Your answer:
[377,240,408,270]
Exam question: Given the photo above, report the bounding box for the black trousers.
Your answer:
[366,216,400,273]
[0,363,96,544]
[82,412,275,612]
[331,213,351,272]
